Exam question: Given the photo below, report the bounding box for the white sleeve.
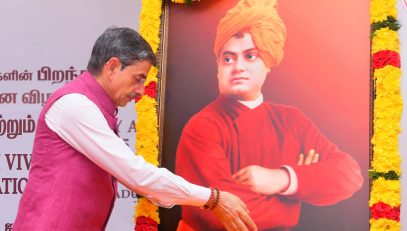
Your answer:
[45,93,210,207]
[279,165,298,195]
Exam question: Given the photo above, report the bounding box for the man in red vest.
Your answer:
[13,27,256,231]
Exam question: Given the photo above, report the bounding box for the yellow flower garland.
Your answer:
[370,0,402,230]
[135,197,161,222]
[370,178,401,207]
[171,0,199,3]
[135,96,159,166]
[371,66,402,173]
[135,0,162,225]
[370,0,397,23]
[372,28,400,53]
[370,219,401,231]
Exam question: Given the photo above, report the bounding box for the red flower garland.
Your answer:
[135,216,159,231]
[144,81,157,99]
[372,50,400,69]
[370,201,400,221]
[135,81,157,102]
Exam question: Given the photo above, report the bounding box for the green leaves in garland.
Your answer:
[371,16,401,34]
[369,170,399,180]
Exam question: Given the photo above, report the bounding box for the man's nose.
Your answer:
[234,58,246,72]
[234,58,246,73]
[135,86,145,96]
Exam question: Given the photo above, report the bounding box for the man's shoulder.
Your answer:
[48,74,86,100]
[263,101,307,120]
[184,98,230,131]
[263,101,299,111]
[189,101,221,121]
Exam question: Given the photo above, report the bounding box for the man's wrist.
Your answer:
[201,187,220,210]
[279,165,298,195]
[278,167,290,192]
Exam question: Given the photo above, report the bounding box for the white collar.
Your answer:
[238,94,263,109]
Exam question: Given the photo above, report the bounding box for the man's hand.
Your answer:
[232,166,289,195]
[232,149,320,195]
[212,191,257,231]
[297,149,319,166]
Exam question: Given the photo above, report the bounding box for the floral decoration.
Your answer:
[135,216,158,231]
[135,0,162,230]
[369,0,402,230]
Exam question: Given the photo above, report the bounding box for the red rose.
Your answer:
[135,216,158,231]
[370,202,400,221]
[134,81,157,103]
[135,95,142,103]
[372,50,400,69]
[144,81,157,99]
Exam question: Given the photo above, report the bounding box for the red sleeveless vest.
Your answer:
[14,72,118,231]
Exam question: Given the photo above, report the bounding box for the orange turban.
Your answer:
[213,0,287,68]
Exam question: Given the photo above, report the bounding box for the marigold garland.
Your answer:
[171,0,199,4]
[135,96,159,166]
[370,0,397,23]
[370,178,401,207]
[371,16,401,33]
[372,50,401,69]
[369,0,402,229]
[369,170,400,180]
[370,218,401,230]
[371,202,400,221]
[135,0,162,230]
[371,28,400,53]
[135,216,158,231]
[135,198,161,222]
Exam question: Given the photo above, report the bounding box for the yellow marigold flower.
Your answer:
[135,197,160,223]
[136,0,162,227]
[171,0,200,3]
[140,0,162,53]
[370,178,400,207]
[374,65,401,81]
[370,218,401,231]
[136,96,159,166]
[370,151,401,173]
[370,0,397,23]
[146,66,159,84]
[372,28,400,53]
[372,65,402,174]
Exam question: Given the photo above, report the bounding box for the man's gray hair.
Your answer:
[87,27,157,75]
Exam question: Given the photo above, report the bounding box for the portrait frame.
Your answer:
[156,1,371,230]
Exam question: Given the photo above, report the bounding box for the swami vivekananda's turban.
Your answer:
[213,0,287,68]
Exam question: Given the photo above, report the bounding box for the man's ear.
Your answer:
[265,64,271,74]
[104,57,121,80]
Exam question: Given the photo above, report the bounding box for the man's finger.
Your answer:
[232,214,249,231]
[304,149,315,165]
[223,220,234,231]
[233,169,251,183]
[240,210,257,231]
[311,153,319,164]
[233,168,247,180]
[236,197,249,212]
[223,216,239,231]
[236,175,251,185]
[297,153,304,166]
